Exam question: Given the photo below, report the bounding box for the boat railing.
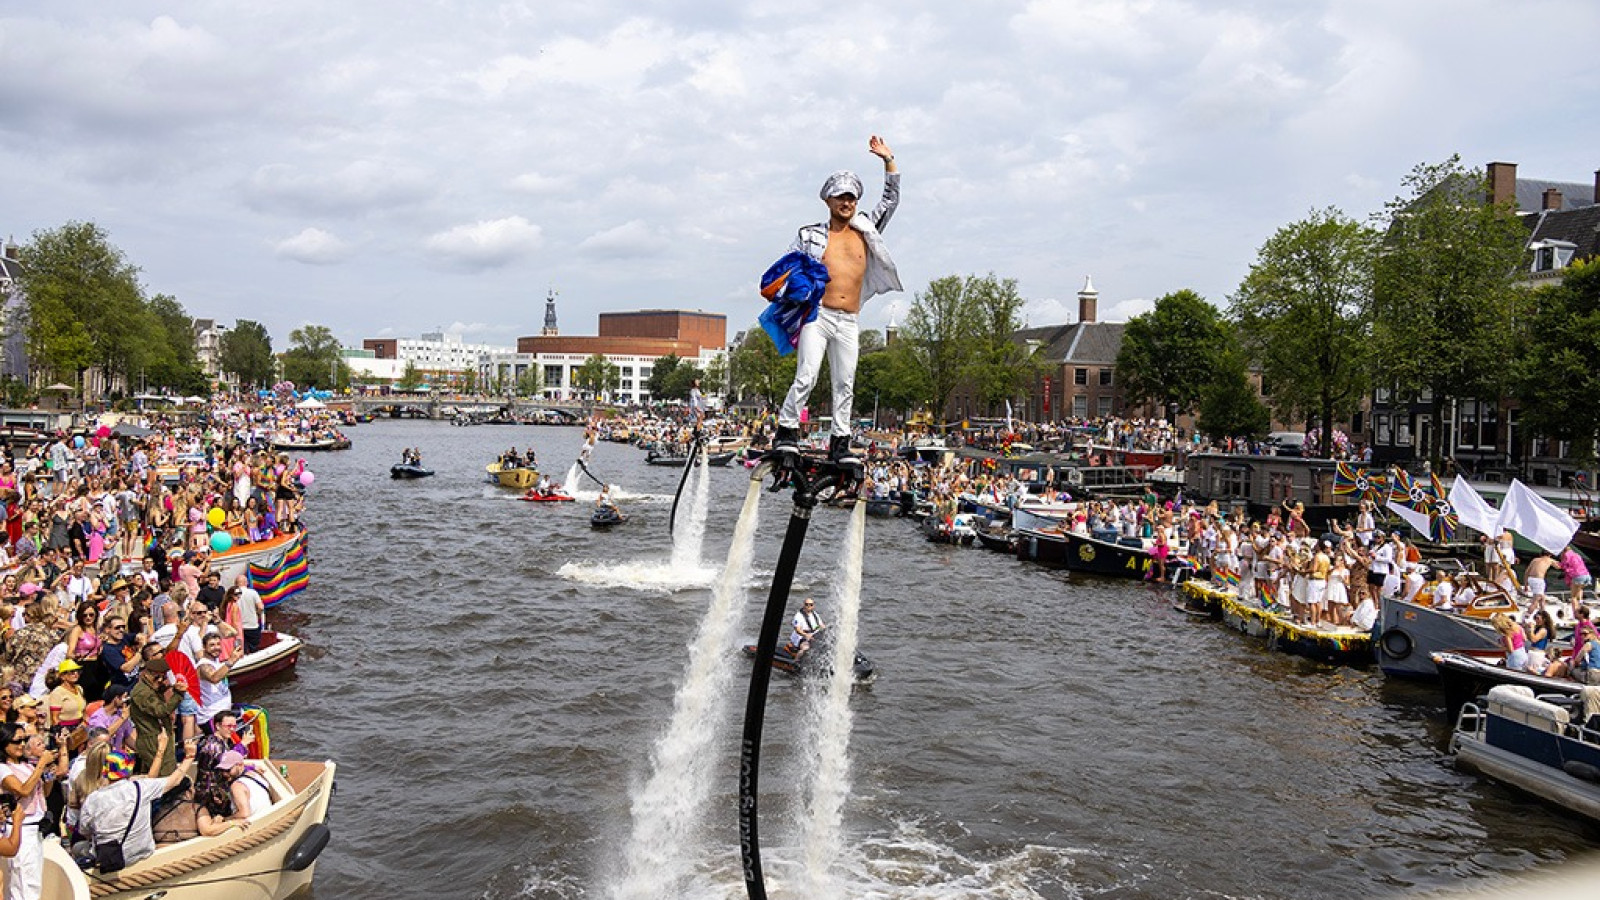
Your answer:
[1450,700,1487,752]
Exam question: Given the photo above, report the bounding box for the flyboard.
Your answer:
[738,445,864,900]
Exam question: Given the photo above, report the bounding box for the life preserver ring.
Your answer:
[1379,628,1413,660]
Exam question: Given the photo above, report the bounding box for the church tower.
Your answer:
[541,289,559,336]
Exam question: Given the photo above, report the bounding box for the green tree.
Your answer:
[646,354,681,399]
[1371,155,1528,462]
[729,331,796,408]
[1231,208,1378,457]
[1514,257,1600,461]
[962,273,1037,415]
[397,360,422,392]
[857,338,932,425]
[1197,349,1272,440]
[460,369,478,394]
[13,221,146,390]
[1115,289,1234,416]
[142,293,209,394]
[573,353,621,399]
[280,324,347,390]
[903,274,983,428]
[660,362,703,402]
[702,353,729,397]
[220,320,275,389]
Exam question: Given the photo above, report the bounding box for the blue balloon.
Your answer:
[73,436,85,449]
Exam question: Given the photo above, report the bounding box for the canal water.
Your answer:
[249,420,1599,899]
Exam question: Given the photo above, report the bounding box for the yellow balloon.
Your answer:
[207,507,225,528]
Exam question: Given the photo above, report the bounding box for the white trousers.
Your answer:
[779,307,859,437]
[2,824,41,900]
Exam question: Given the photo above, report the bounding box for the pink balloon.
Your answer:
[299,470,315,487]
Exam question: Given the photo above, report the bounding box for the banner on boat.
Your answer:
[248,535,310,607]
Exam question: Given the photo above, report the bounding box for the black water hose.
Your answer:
[739,489,816,900]
[576,458,607,489]
[669,434,705,537]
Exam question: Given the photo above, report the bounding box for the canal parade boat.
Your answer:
[1451,684,1600,826]
[209,532,311,609]
[389,462,434,479]
[1180,579,1374,666]
[41,759,337,900]
[1014,526,1196,582]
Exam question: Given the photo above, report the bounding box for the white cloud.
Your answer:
[4,0,1597,352]
[578,220,668,259]
[245,161,433,217]
[273,227,355,265]
[424,216,543,269]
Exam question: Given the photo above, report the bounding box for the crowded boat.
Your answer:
[0,393,338,898]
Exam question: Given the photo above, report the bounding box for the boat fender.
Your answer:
[285,823,332,872]
[1564,760,1600,784]
[1378,628,1413,661]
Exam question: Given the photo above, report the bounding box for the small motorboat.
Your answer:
[230,630,303,688]
[1452,684,1600,825]
[521,488,575,503]
[486,461,540,489]
[390,462,434,479]
[741,635,876,684]
[645,449,737,467]
[591,505,627,528]
[922,512,978,546]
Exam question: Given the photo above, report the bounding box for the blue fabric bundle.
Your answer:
[757,251,829,356]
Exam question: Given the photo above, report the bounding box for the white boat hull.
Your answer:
[43,759,337,900]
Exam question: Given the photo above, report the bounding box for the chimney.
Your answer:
[1542,188,1564,211]
[1486,161,1517,208]
[3,236,16,261]
[1077,275,1098,324]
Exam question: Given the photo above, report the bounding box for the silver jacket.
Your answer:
[789,172,902,303]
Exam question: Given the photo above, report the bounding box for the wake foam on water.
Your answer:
[607,479,764,900]
[518,829,1088,899]
[555,559,717,593]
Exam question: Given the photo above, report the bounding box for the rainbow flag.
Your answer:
[1334,462,1387,504]
[1256,580,1278,610]
[1385,467,1435,537]
[250,536,310,608]
[1426,473,1459,542]
[1216,567,1241,590]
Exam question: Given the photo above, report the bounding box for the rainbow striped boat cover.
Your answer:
[249,534,310,608]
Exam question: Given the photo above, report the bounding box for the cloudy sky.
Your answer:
[3,1,1597,351]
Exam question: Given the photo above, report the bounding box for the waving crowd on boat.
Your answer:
[0,396,336,899]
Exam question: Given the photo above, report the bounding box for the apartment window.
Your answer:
[1458,403,1479,450]
[622,367,634,377]
[1097,396,1112,417]
[1098,369,1112,387]
[1214,467,1248,498]
[1074,368,1088,386]
[1269,471,1295,503]
[544,365,563,387]
[1072,395,1087,417]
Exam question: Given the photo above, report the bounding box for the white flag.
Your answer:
[1497,479,1579,555]
[1005,399,1014,433]
[1385,496,1433,538]
[1448,475,1501,537]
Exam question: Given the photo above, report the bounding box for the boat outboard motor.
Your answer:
[739,447,863,900]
